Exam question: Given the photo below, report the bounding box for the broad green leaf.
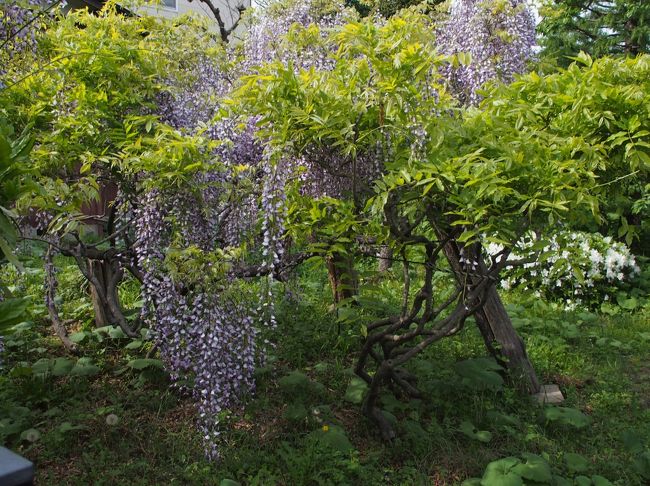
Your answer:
[69,331,89,344]
[591,475,614,486]
[58,422,87,433]
[486,411,521,429]
[344,376,368,404]
[544,406,590,429]
[632,451,650,479]
[511,454,552,483]
[310,424,354,453]
[126,358,163,370]
[31,358,52,376]
[616,294,638,310]
[459,420,492,443]
[52,357,75,377]
[480,457,523,486]
[125,340,143,350]
[70,357,101,376]
[219,480,241,486]
[564,452,590,473]
[0,297,30,330]
[454,357,504,390]
[107,326,127,339]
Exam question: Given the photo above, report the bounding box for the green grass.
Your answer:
[1,259,649,485]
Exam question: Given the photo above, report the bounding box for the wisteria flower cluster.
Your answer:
[1,0,542,461]
[130,1,359,459]
[0,0,46,80]
[489,231,641,310]
[134,190,260,460]
[438,0,536,104]
[242,0,353,71]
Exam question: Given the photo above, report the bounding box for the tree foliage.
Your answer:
[0,0,648,461]
[538,0,650,64]
[0,119,34,273]
[237,7,649,438]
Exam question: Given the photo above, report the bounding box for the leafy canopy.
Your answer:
[538,0,650,65]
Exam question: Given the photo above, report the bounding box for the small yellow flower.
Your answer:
[322,425,329,432]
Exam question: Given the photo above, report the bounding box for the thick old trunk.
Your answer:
[326,253,358,303]
[88,259,111,327]
[474,286,540,393]
[378,246,393,273]
[443,242,540,393]
[82,256,137,337]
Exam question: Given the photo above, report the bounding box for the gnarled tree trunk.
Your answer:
[88,257,131,332]
[74,253,137,338]
[443,241,540,393]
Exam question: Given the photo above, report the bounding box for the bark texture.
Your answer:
[443,241,540,393]
[326,253,358,303]
[378,245,393,273]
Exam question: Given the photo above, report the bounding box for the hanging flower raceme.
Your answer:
[0,0,48,80]
[437,0,536,104]
[134,189,260,460]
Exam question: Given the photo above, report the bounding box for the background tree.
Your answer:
[538,0,650,65]
[538,0,650,252]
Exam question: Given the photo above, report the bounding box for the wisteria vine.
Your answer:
[2,0,543,459]
[133,0,541,458]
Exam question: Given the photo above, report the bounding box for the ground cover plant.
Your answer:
[0,0,649,484]
[1,257,649,484]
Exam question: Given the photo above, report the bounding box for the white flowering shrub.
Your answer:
[490,231,641,310]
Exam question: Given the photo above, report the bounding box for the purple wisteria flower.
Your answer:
[438,0,536,104]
